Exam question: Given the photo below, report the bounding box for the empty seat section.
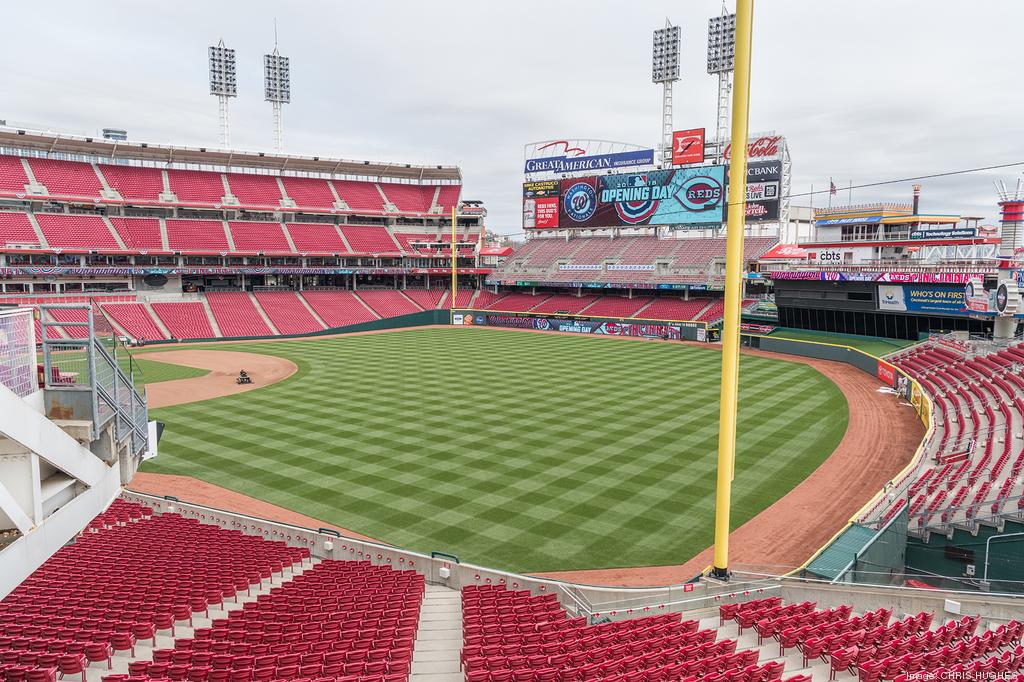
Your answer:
[35,214,120,250]
[470,290,503,309]
[0,498,310,682]
[166,169,226,204]
[27,158,103,198]
[0,211,41,246]
[531,294,599,314]
[640,298,710,321]
[99,164,164,202]
[402,289,447,309]
[435,184,461,213]
[340,225,399,254]
[377,182,433,213]
[100,304,167,340]
[485,293,549,311]
[332,180,384,211]
[165,219,229,252]
[151,302,215,339]
[228,221,292,253]
[394,232,435,255]
[280,176,336,209]
[109,217,164,251]
[356,290,422,318]
[285,223,349,254]
[0,155,30,193]
[46,307,90,339]
[301,291,379,327]
[697,300,727,322]
[206,292,273,337]
[224,172,284,207]
[254,292,324,334]
[453,289,475,308]
[581,296,654,318]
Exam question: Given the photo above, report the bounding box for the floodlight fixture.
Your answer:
[652,24,681,83]
[706,13,736,74]
[208,39,236,148]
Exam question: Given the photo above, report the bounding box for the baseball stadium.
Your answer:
[2,3,1024,682]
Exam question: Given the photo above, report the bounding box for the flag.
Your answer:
[829,180,838,196]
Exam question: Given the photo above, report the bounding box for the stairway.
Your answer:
[409,584,462,682]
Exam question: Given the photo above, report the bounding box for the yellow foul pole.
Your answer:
[450,205,458,314]
[712,0,754,580]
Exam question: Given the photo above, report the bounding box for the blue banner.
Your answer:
[525,149,655,175]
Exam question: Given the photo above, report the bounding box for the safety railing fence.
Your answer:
[0,307,37,398]
[911,492,1024,534]
[40,305,148,456]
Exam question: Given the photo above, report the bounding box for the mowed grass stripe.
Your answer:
[143,327,847,573]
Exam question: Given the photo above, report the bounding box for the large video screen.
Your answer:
[540,166,726,229]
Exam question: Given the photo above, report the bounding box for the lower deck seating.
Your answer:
[402,289,447,310]
[100,304,167,341]
[300,291,380,327]
[206,292,273,337]
[253,292,325,335]
[639,298,712,321]
[151,302,215,340]
[356,290,422,318]
[0,499,309,682]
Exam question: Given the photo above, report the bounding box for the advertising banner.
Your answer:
[720,134,784,162]
[452,311,704,341]
[672,128,705,165]
[876,360,896,387]
[724,160,781,222]
[534,197,559,228]
[558,166,726,229]
[523,180,560,198]
[909,225,978,240]
[525,148,655,175]
[523,180,561,229]
[878,284,967,315]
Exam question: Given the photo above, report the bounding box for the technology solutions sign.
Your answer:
[524,140,655,175]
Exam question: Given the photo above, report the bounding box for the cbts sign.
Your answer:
[672,128,705,165]
[808,249,845,264]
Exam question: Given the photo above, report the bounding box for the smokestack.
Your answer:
[912,184,921,215]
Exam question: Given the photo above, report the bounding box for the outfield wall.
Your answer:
[452,309,710,342]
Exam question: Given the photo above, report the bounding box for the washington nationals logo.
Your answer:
[564,182,597,222]
[613,174,660,225]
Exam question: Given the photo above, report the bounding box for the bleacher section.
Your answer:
[495,236,778,287]
[110,217,164,251]
[224,173,284,208]
[332,181,384,212]
[228,221,292,254]
[402,289,447,310]
[280,177,336,210]
[580,296,653,318]
[101,304,168,341]
[0,499,311,682]
[27,158,103,198]
[357,290,422,318]
[285,223,349,255]
[100,164,164,202]
[35,214,120,251]
[165,219,229,253]
[0,156,29,194]
[164,170,226,205]
[339,226,399,254]
[151,302,215,340]
[207,292,274,338]
[254,292,325,335]
[0,211,41,247]
[882,342,1024,532]
[300,291,379,327]
[530,294,599,315]
[464,586,1024,682]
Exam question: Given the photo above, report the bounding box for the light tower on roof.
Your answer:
[264,24,291,154]
[707,7,737,157]
[652,21,681,168]
[208,39,237,149]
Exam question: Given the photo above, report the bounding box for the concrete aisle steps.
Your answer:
[410,583,463,682]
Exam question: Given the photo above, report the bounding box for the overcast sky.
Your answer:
[3,1,1022,234]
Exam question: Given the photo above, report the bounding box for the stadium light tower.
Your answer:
[652,22,681,168]
[707,9,737,157]
[208,40,237,149]
[264,30,291,154]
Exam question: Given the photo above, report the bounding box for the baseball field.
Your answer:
[139,327,848,573]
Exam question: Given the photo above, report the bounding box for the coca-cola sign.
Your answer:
[721,135,784,160]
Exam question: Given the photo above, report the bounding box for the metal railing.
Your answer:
[0,307,37,398]
[39,305,148,455]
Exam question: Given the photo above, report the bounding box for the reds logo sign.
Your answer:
[672,128,705,165]
[721,135,783,160]
[676,175,723,212]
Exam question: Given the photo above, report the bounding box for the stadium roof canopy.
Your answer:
[0,127,462,182]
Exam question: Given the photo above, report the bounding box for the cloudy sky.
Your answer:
[3,0,1022,234]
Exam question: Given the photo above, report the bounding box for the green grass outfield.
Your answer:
[766,329,915,357]
[118,356,210,390]
[141,327,848,573]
